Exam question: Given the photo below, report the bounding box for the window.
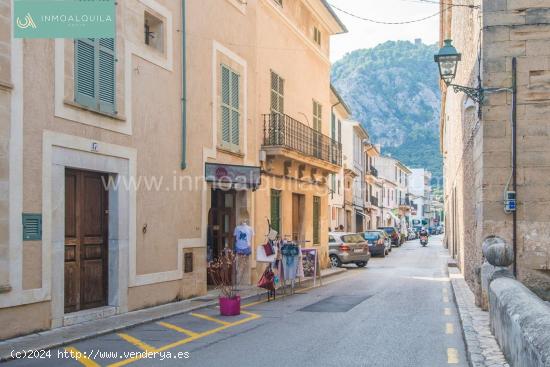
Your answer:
[270,189,281,234]
[273,0,282,5]
[144,12,164,52]
[220,65,240,150]
[313,196,320,244]
[313,27,322,46]
[337,120,342,144]
[331,112,335,140]
[270,71,284,115]
[74,38,116,114]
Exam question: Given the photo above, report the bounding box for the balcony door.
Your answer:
[313,100,322,159]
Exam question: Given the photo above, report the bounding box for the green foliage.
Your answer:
[331,40,442,185]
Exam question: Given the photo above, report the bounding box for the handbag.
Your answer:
[262,242,274,256]
[257,267,275,291]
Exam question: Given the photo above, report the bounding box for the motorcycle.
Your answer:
[420,235,428,247]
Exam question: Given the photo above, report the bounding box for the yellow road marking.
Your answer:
[446,323,454,334]
[444,307,451,316]
[64,347,100,367]
[117,333,157,352]
[107,312,260,367]
[190,312,231,325]
[157,321,199,337]
[241,300,265,309]
[447,347,459,364]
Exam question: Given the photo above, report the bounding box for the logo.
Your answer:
[14,0,115,39]
[16,12,36,29]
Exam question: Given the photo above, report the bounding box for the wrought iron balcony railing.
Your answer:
[370,195,379,207]
[262,113,342,166]
[368,166,378,177]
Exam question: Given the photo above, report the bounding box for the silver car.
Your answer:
[328,232,371,268]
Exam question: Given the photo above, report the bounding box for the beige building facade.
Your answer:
[0,0,346,339]
[440,0,550,301]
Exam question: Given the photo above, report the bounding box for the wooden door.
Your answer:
[65,169,109,313]
[292,193,304,241]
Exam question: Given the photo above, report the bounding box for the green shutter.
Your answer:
[22,213,42,241]
[270,189,281,234]
[313,196,320,244]
[74,38,96,109]
[75,37,116,114]
[98,38,116,114]
[221,65,240,150]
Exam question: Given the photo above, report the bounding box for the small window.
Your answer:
[144,12,164,52]
[313,27,322,46]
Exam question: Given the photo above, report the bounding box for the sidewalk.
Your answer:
[448,266,509,367]
[0,267,346,361]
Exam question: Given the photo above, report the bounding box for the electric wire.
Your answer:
[328,3,453,24]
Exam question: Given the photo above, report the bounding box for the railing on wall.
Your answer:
[262,113,342,166]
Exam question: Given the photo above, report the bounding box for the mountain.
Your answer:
[331,40,442,185]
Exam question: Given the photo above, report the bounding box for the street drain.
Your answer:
[299,295,371,313]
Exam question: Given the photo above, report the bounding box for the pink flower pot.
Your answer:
[219,296,241,316]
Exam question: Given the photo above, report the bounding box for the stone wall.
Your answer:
[481,0,550,300]
[489,276,550,367]
[442,0,550,302]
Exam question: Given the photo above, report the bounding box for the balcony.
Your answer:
[262,113,342,171]
[368,166,378,177]
[370,195,379,207]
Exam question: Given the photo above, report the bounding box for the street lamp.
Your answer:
[434,39,483,103]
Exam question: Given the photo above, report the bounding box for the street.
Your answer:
[5,235,467,367]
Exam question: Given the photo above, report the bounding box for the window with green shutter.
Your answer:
[270,189,281,234]
[313,196,320,244]
[74,38,116,114]
[221,65,240,150]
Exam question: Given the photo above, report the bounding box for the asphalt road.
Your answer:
[5,235,467,367]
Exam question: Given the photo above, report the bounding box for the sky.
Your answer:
[328,0,440,62]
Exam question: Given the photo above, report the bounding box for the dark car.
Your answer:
[378,227,400,247]
[360,230,391,257]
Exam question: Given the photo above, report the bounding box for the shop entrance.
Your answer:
[64,169,109,313]
[207,189,236,284]
[292,193,305,241]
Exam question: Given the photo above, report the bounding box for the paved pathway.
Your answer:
[450,267,509,367]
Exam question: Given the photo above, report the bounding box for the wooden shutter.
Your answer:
[98,38,116,114]
[230,70,240,146]
[74,38,116,114]
[270,72,284,115]
[313,196,320,244]
[270,189,281,234]
[74,38,97,109]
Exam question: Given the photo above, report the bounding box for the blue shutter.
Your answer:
[98,38,116,114]
[74,38,96,109]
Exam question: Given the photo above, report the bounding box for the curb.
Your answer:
[0,267,347,361]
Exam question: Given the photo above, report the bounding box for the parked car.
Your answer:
[328,232,371,268]
[378,227,401,247]
[360,230,391,257]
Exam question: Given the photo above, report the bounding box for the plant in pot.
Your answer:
[208,251,244,316]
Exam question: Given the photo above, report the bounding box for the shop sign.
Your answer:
[205,163,261,190]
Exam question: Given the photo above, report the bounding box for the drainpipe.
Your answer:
[180,0,187,170]
[512,57,517,276]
